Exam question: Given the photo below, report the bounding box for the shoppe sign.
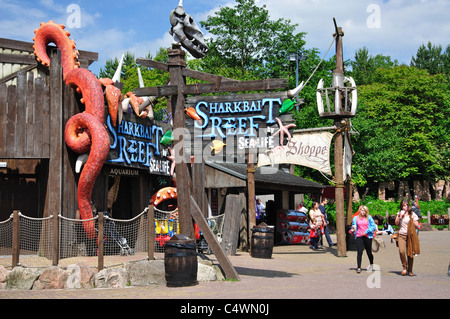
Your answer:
[106,112,172,176]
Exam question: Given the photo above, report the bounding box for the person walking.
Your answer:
[351,205,376,273]
[395,200,420,276]
[309,202,325,250]
[319,198,336,247]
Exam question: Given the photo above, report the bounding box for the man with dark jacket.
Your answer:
[319,198,336,247]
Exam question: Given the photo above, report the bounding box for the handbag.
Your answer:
[390,232,399,247]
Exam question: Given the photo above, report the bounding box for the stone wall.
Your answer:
[377,180,450,202]
[0,258,222,290]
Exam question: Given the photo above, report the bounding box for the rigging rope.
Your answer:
[301,34,337,90]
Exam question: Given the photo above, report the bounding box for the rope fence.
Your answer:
[0,207,225,270]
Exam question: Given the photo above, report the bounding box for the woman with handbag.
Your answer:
[352,205,377,273]
[395,200,420,276]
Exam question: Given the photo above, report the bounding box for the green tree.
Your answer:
[350,46,398,85]
[197,0,337,129]
[199,0,306,80]
[98,52,137,82]
[411,42,447,75]
[351,66,450,185]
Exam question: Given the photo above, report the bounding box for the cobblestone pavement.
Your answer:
[1,230,449,303]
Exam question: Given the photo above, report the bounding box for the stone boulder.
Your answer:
[6,266,44,290]
[0,265,10,289]
[197,262,217,282]
[125,259,166,286]
[94,268,128,289]
[64,263,96,289]
[32,266,68,290]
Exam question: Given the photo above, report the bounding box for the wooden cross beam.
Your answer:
[136,44,289,280]
[134,57,287,97]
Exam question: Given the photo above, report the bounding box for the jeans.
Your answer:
[356,236,374,269]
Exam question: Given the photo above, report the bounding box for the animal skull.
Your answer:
[169,1,209,58]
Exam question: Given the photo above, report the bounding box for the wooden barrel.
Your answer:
[164,234,198,287]
[251,223,274,259]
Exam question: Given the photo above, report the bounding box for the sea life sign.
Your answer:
[187,93,295,158]
[106,112,172,176]
[257,131,333,175]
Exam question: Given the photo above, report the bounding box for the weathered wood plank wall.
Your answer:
[0,69,50,159]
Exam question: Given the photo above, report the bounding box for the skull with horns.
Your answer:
[169,0,209,58]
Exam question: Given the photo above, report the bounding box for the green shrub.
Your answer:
[324,196,449,227]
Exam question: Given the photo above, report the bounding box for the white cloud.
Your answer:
[3,0,448,75]
[257,0,450,64]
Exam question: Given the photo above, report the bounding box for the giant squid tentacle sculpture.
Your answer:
[65,113,110,238]
[32,21,80,79]
[34,21,110,239]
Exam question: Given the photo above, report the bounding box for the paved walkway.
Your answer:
[1,231,449,302]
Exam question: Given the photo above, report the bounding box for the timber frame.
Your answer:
[134,43,293,280]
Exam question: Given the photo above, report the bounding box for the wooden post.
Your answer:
[247,153,256,250]
[52,213,59,266]
[45,49,63,218]
[168,44,194,239]
[334,123,346,257]
[345,179,353,226]
[190,195,240,281]
[333,21,347,257]
[98,211,104,271]
[148,205,155,260]
[12,210,20,267]
[221,194,243,256]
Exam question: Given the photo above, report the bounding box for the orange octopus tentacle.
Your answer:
[64,68,105,124]
[33,21,80,79]
[65,113,110,239]
[34,21,110,239]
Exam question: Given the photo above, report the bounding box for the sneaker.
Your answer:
[356,268,361,274]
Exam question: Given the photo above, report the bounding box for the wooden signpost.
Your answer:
[134,43,289,280]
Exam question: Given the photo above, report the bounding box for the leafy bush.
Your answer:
[324,196,449,227]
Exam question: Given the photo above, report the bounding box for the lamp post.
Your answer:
[288,52,308,100]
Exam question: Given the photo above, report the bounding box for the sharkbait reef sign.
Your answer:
[187,93,293,151]
[106,112,172,176]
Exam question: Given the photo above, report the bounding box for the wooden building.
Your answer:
[0,38,171,222]
[0,37,98,221]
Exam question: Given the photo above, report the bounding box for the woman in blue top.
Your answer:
[351,205,377,274]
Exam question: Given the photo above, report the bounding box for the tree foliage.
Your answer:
[199,0,306,81]
[351,66,450,184]
[350,46,399,85]
[410,41,450,77]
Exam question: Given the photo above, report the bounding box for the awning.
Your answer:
[205,161,324,193]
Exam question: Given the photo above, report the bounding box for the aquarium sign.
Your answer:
[106,113,171,176]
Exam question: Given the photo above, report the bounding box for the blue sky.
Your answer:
[1,0,449,77]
